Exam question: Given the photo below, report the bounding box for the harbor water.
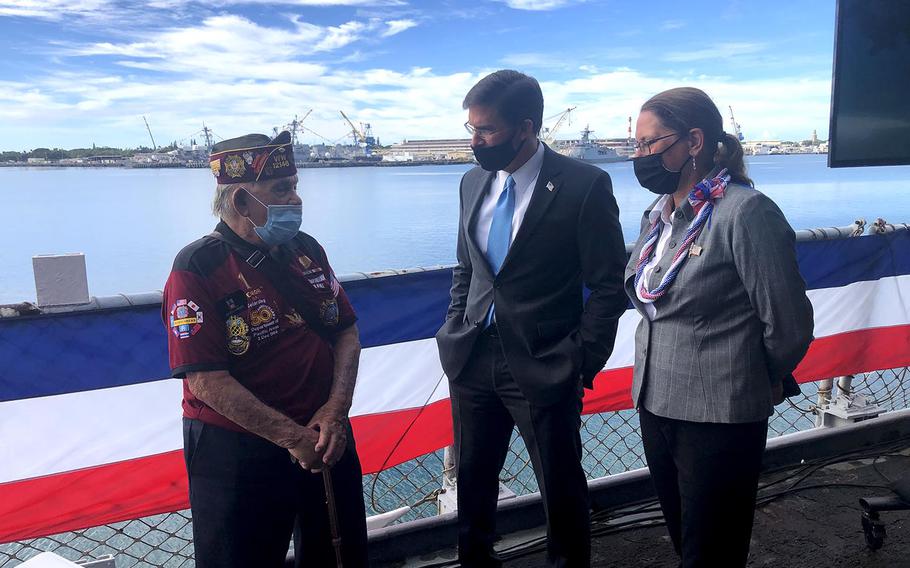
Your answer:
[3,154,910,566]
[2,153,910,304]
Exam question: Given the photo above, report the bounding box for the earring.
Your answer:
[692,156,697,171]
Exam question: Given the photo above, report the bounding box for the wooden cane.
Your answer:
[323,468,344,568]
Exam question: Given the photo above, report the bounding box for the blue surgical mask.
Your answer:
[244,189,302,246]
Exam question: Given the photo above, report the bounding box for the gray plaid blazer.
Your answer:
[624,183,814,423]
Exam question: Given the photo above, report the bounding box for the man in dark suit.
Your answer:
[435,70,628,567]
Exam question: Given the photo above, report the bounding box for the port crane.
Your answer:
[339,110,377,155]
[142,116,157,150]
[728,106,745,141]
[541,106,576,145]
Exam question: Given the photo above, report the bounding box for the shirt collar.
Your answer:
[496,140,544,193]
[648,194,675,225]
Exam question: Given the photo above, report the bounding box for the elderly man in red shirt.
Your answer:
[162,131,367,567]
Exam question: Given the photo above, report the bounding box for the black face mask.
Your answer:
[472,133,526,172]
[632,137,690,195]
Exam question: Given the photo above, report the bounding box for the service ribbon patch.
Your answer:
[169,298,204,339]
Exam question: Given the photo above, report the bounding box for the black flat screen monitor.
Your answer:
[828,0,910,167]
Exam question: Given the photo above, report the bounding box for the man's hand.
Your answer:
[186,370,330,470]
[307,402,349,468]
[771,381,785,406]
[288,427,324,471]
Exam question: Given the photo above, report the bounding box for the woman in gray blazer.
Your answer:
[624,87,814,568]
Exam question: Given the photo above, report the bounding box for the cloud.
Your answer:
[0,64,487,150]
[499,0,580,10]
[312,19,369,51]
[0,60,834,152]
[0,81,72,121]
[664,42,766,62]
[0,0,407,21]
[500,52,568,69]
[217,0,407,4]
[536,69,831,142]
[502,46,641,70]
[382,18,417,37]
[63,14,395,79]
[0,9,832,149]
[660,20,686,30]
[0,0,111,19]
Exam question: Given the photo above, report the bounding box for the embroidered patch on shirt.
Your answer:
[226,315,250,355]
[169,299,203,339]
[320,298,340,326]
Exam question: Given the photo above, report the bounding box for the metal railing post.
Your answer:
[837,375,854,397]
[438,445,458,514]
[815,378,835,427]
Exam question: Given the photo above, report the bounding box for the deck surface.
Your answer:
[384,444,910,567]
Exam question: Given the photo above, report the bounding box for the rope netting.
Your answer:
[9,371,900,567]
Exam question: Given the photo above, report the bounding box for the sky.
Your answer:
[0,0,837,150]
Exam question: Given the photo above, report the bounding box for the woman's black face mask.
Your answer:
[632,136,690,195]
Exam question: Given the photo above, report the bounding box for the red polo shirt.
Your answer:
[162,222,356,431]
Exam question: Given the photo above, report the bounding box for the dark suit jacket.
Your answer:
[435,144,627,406]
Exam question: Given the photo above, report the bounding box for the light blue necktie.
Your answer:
[484,175,515,326]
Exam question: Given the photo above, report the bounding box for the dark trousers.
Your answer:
[639,407,768,568]
[183,418,369,568]
[450,330,590,568]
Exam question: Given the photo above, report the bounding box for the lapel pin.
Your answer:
[689,244,703,257]
[546,181,556,192]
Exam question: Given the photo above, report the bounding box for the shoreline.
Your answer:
[0,153,832,171]
[0,158,477,170]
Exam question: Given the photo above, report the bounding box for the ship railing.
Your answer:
[1,219,908,567]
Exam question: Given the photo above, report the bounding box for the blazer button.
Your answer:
[654,266,662,274]
[669,240,676,248]
[473,320,481,327]
[675,211,683,219]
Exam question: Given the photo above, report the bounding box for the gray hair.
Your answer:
[212,182,244,218]
[212,174,299,218]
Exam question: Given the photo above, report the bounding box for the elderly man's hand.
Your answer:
[307,402,349,468]
[289,428,324,472]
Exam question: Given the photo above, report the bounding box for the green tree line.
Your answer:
[0,143,180,162]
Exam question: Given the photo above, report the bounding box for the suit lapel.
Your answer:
[625,207,656,315]
[500,144,561,272]
[465,169,496,277]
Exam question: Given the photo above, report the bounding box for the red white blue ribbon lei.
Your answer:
[634,169,730,302]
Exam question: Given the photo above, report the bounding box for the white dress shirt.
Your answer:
[636,194,676,320]
[474,141,545,253]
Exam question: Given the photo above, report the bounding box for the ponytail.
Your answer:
[642,88,756,189]
[714,132,753,188]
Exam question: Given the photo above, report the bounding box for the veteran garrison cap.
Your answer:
[209,130,296,184]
